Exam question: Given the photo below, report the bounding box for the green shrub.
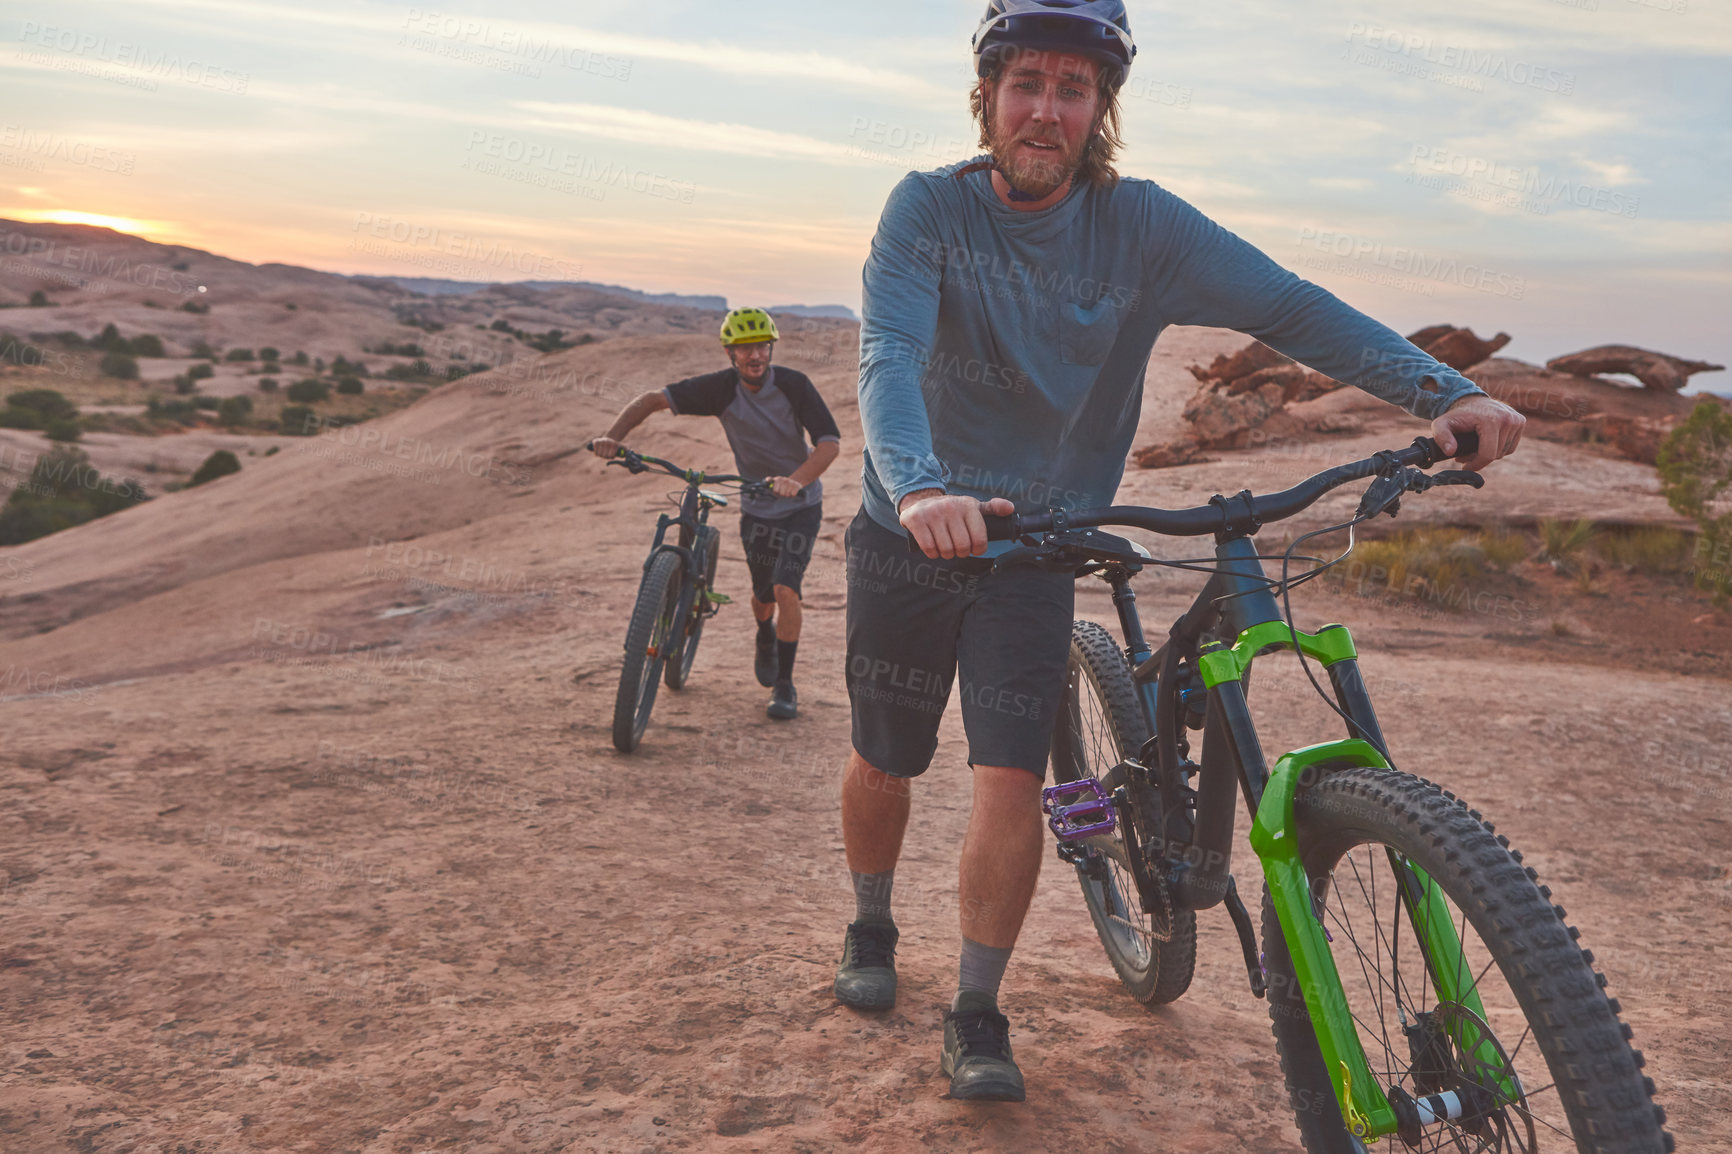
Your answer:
[28,290,48,307]
[188,363,214,381]
[44,417,81,442]
[128,333,165,357]
[218,396,253,426]
[278,405,319,435]
[182,300,209,314]
[146,397,201,425]
[4,389,77,422]
[190,341,217,359]
[192,395,220,411]
[258,377,278,392]
[0,408,39,430]
[1479,528,1529,571]
[1657,397,1732,602]
[1349,528,1486,608]
[330,355,369,377]
[189,449,241,486]
[291,350,308,365]
[225,348,254,362]
[1590,527,1694,575]
[259,347,280,362]
[95,323,127,351]
[100,352,139,380]
[336,376,363,395]
[1538,519,1598,575]
[286,378,330,403]
[369,341,423,357]
[0,447,147,545]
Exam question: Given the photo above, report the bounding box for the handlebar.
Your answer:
[981,433,1477,542]
[583,441,798,498]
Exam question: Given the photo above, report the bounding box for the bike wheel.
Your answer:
[1049,620,1196,1006]
[611,550,685,753]
[1263,767,1671,1153]
[664,526,719,691]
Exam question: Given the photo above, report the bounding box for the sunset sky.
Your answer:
[3,0,1729,380]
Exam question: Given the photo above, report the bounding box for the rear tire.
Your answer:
[664,526,719,691]
[611,550,684,753]
[1050,620,1196,1007]
[1263,767,1672,1153]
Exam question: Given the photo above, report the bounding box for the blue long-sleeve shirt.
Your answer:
[858,157,1487,539]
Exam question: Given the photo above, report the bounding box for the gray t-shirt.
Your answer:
[662,365,841,518]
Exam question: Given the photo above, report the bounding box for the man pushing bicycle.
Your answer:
[591,308,840,720]
[834,0,1526,1102]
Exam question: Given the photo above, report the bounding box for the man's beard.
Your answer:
[986,108,1090,200]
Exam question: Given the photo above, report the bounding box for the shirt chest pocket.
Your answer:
[1058,296,1125,366]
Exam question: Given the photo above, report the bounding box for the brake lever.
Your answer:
[1355,472,1408,520]
[1428,469,1486,489]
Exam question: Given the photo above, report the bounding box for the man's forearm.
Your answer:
[604,392,664,441]
[788,440,840,488]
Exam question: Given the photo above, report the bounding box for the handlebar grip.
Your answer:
[1452,431,1480,459]
[982,514,1019,541]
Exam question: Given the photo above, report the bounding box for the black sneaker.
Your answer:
[942,991,1025,1101]
[766,680,797,720]
[834,920,897,1009]
[754,627,779,687]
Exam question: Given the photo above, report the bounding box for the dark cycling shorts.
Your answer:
[844,506,1074,779]
[740,504,823,603]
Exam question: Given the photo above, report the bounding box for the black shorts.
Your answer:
[740,504,822,603]
[844,506,1074,779]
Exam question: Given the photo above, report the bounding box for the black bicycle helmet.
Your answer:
[972,0,1137,89]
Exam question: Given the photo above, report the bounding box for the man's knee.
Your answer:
[972,763,1044,803]
[772,583,801,603]
[846,749,912,797]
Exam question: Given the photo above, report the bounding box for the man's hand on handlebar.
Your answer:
[1430,395,1524,472]
[900,489,1015,559]
[588,437,622,459]
[765,476,802,499]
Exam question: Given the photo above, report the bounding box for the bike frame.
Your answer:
[1092,530,1492,1142]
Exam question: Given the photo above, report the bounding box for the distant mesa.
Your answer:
[766,304,858,321]
[359,275,728,311]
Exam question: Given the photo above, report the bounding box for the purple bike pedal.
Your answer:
[1041,779,1116,840]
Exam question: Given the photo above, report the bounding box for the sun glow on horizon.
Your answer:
[7,209,171,238]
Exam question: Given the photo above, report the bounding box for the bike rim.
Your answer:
[1316,841,1569,1151]
[1067,665,1153,969]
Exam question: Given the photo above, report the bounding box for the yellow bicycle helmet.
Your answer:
[719,307,779,346]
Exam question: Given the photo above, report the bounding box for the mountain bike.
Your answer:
[590,443,776,753]
[990,433,1670,1152]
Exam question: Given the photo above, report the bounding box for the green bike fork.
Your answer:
[1198,621,1494,1142]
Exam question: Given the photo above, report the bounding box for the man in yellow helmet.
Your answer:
[591,308,841,719]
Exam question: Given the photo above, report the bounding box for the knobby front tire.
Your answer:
[664,526,719,691]
[1050,620,1197,1007]
[611,550,685,753]
[1262,767,1671,1153]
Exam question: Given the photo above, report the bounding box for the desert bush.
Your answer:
[44,417,81,442]
[291,350,308,365]
[28,290,48,307]
[182,300,209,314]
[258,377,278,391]
[336,376,363,395]
[218,396,254,427]
[0,446,147,545]
[192,395,220,411]
[369,342,423,357]
[189,449,241,486]
[1590,527,1694,575]
[225,348,255,362]
[188,363,214,382]
[4,389,77,423]
[1658,397,1732,602]
[100,352,139,380]
[330,355,369,377]
[1479,528,1529,571]
[0,408,39,430]
[278,405,319,435]
[286,378,330,403]
[384,359,432,381]
[259,347,280,362]
[146,397,201,425]
[1349,528,1486,606]
[1537,519,1597,575]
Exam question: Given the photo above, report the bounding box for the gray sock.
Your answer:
[851,869,894,925]
[956,936,1014,1005]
